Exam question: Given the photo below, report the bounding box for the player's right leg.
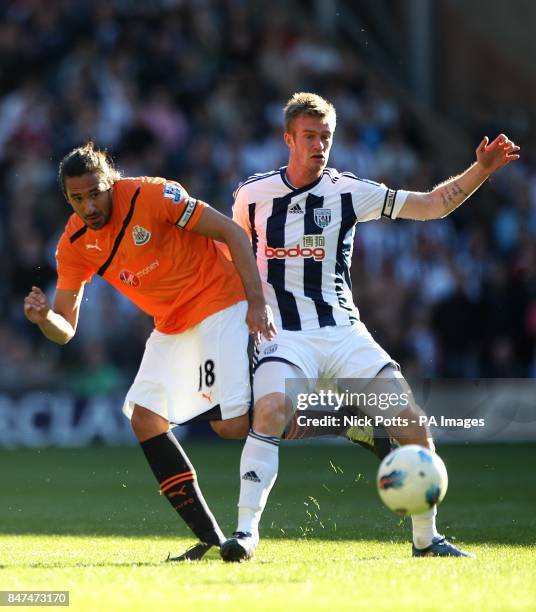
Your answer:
[220,361,303,562]
[122,314,249,560]
[130,404,225,554]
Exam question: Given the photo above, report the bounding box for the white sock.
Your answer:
[236,430,280,540]
[411,506,440,549]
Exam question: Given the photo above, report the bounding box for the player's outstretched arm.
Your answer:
[192,206,276,341]
[23,286,83,344]
[398,134,520,221]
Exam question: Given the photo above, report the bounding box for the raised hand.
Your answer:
[476,134,520,173]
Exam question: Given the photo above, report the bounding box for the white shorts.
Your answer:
[123,301,250,425]
[253,322,403,419]
[254,320,395,384]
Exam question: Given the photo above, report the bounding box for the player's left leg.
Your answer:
[333,324,474,557]
[284,405,395,459]
[210,414,250,439]
[363,367,474,558]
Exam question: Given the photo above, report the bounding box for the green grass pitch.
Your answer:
[1,441,535,611]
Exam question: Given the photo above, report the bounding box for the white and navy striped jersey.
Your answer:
[233,167,409,331]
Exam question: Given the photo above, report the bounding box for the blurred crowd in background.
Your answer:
[1,0,535,395]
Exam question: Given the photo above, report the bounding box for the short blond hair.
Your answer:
[283,92,336,133]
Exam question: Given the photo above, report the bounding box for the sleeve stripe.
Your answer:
[340,172,382,186]
[176,198,198,229]
[381,189,397,219]
[233,170,279,199]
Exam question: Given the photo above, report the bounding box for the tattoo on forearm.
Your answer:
[440,181,469,209]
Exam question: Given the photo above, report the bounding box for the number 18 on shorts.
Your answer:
[123,301,251,424]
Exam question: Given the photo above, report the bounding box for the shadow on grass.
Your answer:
[0,553,387,570]
[1,443,535,545]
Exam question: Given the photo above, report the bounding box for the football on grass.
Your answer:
[376,445,448,516]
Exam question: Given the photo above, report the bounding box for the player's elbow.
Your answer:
[49,331,75,345]
[41,323,76,345]
[57,322,77,344]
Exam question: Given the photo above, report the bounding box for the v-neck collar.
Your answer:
[279,166,324,196]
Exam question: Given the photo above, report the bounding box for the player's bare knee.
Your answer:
[131,405,169,442]
[253,393,290,436]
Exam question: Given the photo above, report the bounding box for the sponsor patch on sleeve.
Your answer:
[163,183,184,203]
[176,197,198,228]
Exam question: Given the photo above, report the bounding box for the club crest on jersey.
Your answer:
[163,183,183,203]
[132,225,151,246]
[314,208,331,228]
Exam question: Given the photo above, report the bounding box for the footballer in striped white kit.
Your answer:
[220,92,520,562]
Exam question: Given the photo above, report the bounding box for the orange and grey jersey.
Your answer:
[56,177,245,334]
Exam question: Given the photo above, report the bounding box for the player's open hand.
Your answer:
[23,286,51,324]
[247,302,277,344]
[476,134,520,174]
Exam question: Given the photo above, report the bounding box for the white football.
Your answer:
[376,445,448,516]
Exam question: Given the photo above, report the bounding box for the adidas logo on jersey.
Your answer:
[288,202,304,214]
[242,471,261,483]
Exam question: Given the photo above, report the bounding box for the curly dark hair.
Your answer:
[58,141,121,194]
